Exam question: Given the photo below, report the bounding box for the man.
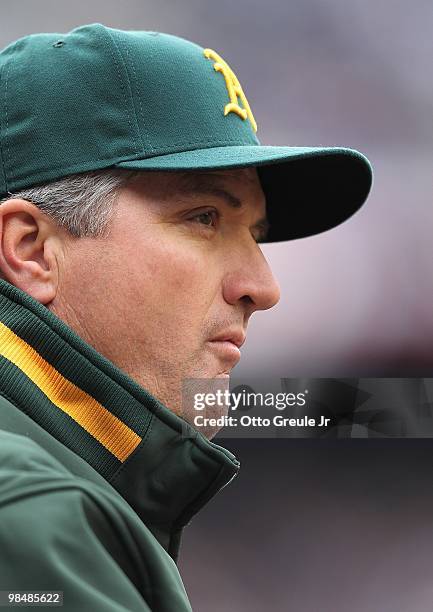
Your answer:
[0,24,372,611]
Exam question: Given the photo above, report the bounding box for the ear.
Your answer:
[0,199,62,304]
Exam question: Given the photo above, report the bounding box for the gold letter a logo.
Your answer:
[203,48,257,133]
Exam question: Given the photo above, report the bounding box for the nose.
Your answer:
[222,243,281,314]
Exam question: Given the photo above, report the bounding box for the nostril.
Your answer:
[240,295,254,307]
[52,40,65,48]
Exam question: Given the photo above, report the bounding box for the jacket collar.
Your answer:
[0,279,239,560]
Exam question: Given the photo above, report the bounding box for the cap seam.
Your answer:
[122,41,155,154]
[0,61,8,193]
[96,26,141,159]
[102,27,144,158]
[4,59,13,189]
[1,54,15,192]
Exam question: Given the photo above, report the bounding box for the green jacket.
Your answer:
[0,279,240,611]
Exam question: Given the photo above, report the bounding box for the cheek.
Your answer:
[122,238,219,319]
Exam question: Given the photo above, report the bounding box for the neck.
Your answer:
[0,279,239,559]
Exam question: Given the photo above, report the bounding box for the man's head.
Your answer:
[0,167,280,435]
[0,23,372,437]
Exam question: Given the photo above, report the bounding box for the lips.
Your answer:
[209,330,246,349]
[207,340,241,369]
[207,329,246,370]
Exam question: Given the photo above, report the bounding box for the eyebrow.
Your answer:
[174,173,270,242]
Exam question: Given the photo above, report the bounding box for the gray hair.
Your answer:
[0,169,139,237]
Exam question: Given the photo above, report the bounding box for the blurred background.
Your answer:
[1,1,433,610]
[2,0,432,376]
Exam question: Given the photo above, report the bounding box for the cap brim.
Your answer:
[116,145,373,243]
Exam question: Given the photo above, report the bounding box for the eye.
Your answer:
[190,209,219,228]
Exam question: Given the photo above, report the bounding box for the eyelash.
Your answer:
[186,208,263,243]
[188,208,219,229]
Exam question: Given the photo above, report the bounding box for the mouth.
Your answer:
[207,330,246,372]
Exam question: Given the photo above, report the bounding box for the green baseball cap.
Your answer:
[0,23,372,242]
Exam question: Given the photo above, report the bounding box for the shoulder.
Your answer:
[0,429,134,539]
[0,429,114,550]
[0,429,134,562]
[0,430,152,609]
[0,430,192,611]
[0,428,74,499]
[0,485,153,611]
[0,428,70,474]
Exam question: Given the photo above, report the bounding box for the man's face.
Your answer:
[51,168,280,432]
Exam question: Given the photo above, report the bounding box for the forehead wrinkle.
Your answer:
[170,170,265,208]
[172,173,241,207]
[177,168,257,183]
